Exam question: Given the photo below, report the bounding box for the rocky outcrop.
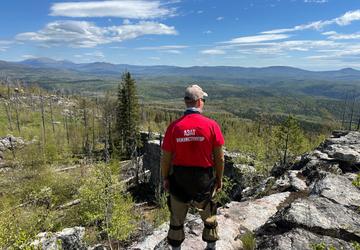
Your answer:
[134,131,360,250]
[255,131,360,250]
[31,227,86,250]
[0,135,25,156]
[131,192,291,249]
[257,228,355,250]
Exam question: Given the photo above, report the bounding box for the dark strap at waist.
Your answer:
[173,165,213,172]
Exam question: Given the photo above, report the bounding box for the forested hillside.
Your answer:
[0,71,358,248]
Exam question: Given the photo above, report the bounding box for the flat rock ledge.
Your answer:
[131,192,291,250]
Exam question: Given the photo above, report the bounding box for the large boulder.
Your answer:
[322,131,360,166]
[258,196,360,242]
[257,228,355,250]
[31,227,86,250]
[131,192,291,249]
[310,173,360,209]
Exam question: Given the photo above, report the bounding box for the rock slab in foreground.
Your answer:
[259,196,360,242]
[257,228,355,250]
[310,173,360,208]
[31,227,86,250]
[131,192,291,250]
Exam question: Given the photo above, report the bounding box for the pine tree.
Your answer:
[115,72,140,159]
[274,115,306,165]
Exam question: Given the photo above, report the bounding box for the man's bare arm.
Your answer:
[213,146,225,191]
[160,150,173,191]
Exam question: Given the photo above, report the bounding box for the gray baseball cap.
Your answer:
[184,84,208,101]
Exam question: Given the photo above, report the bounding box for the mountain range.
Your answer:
[0,57,358,83]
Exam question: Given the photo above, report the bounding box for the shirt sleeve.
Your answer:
[161,123,174,152]
[212,122,225,147]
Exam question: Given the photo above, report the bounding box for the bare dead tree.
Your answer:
[92,101,96,153]
[348,95,356,130]
[13,89,21,133]
[341,92,349,129]
[82,99,91,156]
[3,101,13,131]
[64,111,70,144]
[49,97,55,133]
[40,95,46,146]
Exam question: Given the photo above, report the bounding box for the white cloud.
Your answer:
[137,45,188,50]
[21,55,37,59]
[335,10,360,26]
[123,19,131,25]
[200,49,226,55]
[216,16,224,21]
[203,30,212,34]
[263,9,360,34]
[197,10,204,14]
[50,0,176,19]
[0,40,12,52]
[84,51,105,58]
[15,20,177,48]
[304,0,328,3]
[149,56,160,60]
[222,34,290,44]
[323,31,360,40]
[163,49,181,54]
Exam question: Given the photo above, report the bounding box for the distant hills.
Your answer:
[8,57,360,82]
[0,57,359,100]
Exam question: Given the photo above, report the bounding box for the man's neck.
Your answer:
[184,107,202,115]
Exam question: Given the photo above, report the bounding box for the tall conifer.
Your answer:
[115,72,140,159]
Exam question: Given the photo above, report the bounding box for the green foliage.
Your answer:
[0,207,55,249]
[108,195,137,241]
[352,174,360,188]
[153,193,170,227]
[77,163,137,241]
[115,72,140,159]
[214,176,235,206]
[352,241,360,250]
[311,242,336,250]
[274,115,307,165]
[241,231,256,250]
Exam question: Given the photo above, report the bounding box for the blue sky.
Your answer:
[0,0,360,69]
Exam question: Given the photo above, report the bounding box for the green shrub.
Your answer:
[241,231,256,250]
[214,176,235,207]
[77,163,137,241]
[311,242,336,250]
[153,193,170,227]
[352,174,360,188]
[0,207,55,249]
[352,241,360,250]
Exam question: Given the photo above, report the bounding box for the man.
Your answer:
[161,84,225,250]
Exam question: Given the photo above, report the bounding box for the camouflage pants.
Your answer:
[167,194,218,247]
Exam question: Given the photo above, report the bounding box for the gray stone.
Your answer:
[311,150,333,161]
[131,192,291,250]
[310,173,360,208]
[268,197,360,241]
[31,227,86,250]
[288,171,307,191]
[88,244,108,250]
[221,192,291,232]
[257,228,354,250]
[325,144,360,164]
[242,177,276,199]
[272,171,307,193]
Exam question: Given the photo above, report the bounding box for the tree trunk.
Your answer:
[40,95,46,146]
[50,99,55,133]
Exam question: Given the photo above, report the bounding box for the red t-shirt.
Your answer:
[162,113,225,167]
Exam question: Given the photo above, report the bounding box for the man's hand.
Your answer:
[213,146,224,194]
[215,178,223,193]
[163,178,170,192]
